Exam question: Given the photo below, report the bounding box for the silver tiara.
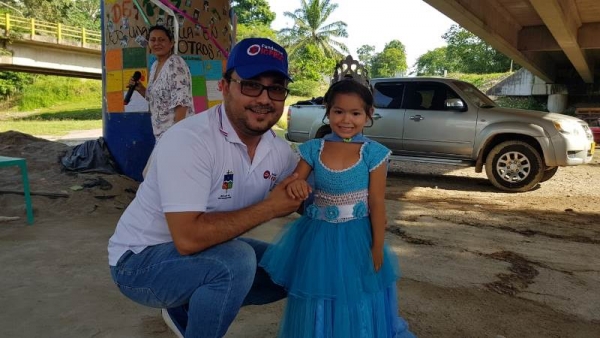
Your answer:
[331,55,370,88]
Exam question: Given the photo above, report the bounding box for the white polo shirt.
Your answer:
[108,104,298,266]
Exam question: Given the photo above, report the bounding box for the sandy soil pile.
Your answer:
[0,131,139,221]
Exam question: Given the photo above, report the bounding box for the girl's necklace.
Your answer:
[322,133,369,143]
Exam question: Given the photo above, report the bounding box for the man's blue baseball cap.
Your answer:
[226,38,292,81]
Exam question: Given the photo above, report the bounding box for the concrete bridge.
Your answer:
[424,0,600,112]
[0,14,101,79]
[425,0,600,85]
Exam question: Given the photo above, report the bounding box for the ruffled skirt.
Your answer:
[259,216,416,338]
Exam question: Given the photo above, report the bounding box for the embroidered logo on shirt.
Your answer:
[264,170,278,183]
[268,172,278,191]
[219,170,233,200]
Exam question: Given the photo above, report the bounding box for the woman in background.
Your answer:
[129,25,194,176]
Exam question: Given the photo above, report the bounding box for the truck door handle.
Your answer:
[373,113,382,120]
[410,115,424,121]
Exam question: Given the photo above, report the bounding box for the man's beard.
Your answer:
[241,104,279,135]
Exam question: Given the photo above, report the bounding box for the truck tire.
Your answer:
[540,166,559,183]
[484,141,545,192]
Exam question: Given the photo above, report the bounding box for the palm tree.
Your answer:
[279,0,349,59]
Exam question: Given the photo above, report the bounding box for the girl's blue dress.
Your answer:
[260,138,416,338]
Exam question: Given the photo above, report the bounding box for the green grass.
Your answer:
[0,98,102,136]
[449,72,512,93]
[18,76,101,111]
[0,120,102,136]
[0,75,103,136]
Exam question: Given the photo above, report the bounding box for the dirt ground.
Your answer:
[1,130,599,338]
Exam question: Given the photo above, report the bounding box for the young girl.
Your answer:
[260,79,415,338]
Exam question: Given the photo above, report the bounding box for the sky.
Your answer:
[265,0,457,70]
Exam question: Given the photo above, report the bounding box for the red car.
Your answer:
[586,118,600,144]
[592,125,600,145]
[575,110,600,146]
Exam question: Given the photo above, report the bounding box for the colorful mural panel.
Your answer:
[103,0,233,113]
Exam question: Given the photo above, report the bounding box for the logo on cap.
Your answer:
[247,44,261,56]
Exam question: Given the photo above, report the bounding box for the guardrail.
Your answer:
[0,13,101,47]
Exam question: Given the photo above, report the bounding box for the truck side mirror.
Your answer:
[446,98,466,111]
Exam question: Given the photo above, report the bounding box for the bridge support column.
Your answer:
[101,0,232,181]
[547,94,568,113]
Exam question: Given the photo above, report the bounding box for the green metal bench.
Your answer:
[0,155,34,225]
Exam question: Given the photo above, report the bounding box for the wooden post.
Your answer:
[57,23,62,43]
[5,13,10,35]
[82,27,86,46]
[31,18,35,39]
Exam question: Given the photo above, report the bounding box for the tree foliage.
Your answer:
[236,24,278,41]
[0,0,100,29]
[0,71,32,98]
[279,0,349,59]
[356,44,375,75]
[443,25,515,74]
[289,44,335,82]
[232,0,275,26]
[370,40,407,78]
[413,47,455,76]
[66,0,101,30]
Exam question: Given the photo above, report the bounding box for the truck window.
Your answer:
[404,82,461,111]
[373,82,405,109]
[452,81,495,108]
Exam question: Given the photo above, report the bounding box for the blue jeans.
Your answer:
[110,237,286,338]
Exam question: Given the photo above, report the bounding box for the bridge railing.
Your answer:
[0,13,101,48]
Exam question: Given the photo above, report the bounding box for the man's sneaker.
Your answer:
[161,308,185,338]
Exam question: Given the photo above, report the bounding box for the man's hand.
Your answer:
[264,173,303,218]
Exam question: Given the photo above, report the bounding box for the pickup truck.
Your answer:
[285,77,595,192]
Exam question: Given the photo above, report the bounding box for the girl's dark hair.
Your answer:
[148,25,173,41]
[323,79,374,124]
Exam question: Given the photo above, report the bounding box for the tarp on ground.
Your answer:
[60,137,119,174]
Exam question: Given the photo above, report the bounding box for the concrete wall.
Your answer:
[486,68,569,97]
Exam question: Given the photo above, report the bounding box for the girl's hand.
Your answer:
[372,246,384,272]
[286,179,312,200]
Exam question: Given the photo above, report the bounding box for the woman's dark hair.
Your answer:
[148,25,173,41]
[323,79,374,125]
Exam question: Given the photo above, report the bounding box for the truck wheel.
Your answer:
[485,141,545,192]
[540,166,558,183]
